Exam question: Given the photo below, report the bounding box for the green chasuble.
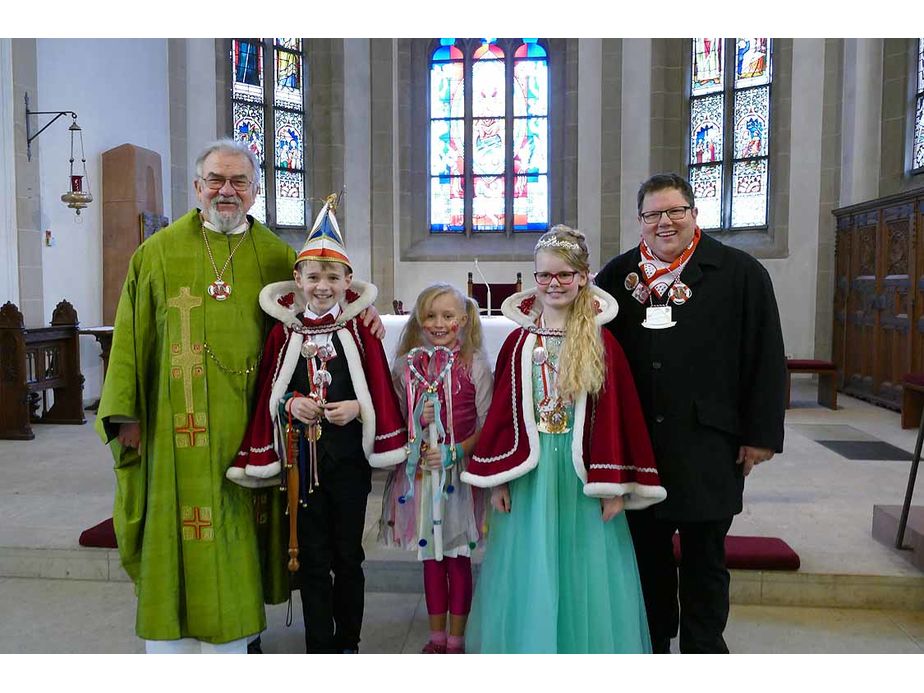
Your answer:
[96,209,295,643]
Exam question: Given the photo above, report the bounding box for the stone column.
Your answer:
[577,38,603,272]
[620,39,652,253]
[12,38,43,327]
[0,39,18,306]
[344,38,371,282]
[840,38,884,205]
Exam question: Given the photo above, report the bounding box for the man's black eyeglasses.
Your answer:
[639,206,692,224]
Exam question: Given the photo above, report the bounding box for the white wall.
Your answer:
[37,38,171,401]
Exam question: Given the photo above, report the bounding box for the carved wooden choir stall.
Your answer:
[0,300,86,440]
[833,188,924,412]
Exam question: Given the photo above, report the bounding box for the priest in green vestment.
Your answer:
[96,139,296,652]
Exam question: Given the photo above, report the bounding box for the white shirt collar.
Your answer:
[301,303,342,351]
[201,218,249,235]
[303,304,342,321]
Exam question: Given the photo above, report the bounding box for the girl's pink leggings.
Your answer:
[422,556,472,616]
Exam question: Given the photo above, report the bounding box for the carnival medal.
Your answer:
[670,281,692,305]
[535,332,570,434]
[631,282,651,304]
[207,279,232,301]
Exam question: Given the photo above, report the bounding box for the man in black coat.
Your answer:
[595,173,786,653]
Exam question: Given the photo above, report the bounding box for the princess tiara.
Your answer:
[536,237,580,251]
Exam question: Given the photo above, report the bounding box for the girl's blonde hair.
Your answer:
[395,283,484,368]
[534,224,606,398]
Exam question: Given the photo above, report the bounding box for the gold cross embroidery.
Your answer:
[167,287,204,415]
[181,505,214,541]
[174,412,208,448]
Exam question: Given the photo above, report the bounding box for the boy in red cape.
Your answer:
[230,194,406,653]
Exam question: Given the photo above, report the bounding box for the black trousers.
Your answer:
[627,508,734,654]
[297,451,372,653]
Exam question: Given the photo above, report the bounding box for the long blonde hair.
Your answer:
[535,225,606,398]
[395,283,484,368]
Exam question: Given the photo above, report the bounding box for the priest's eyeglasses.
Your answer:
[534,271,579,286]
[199,175,253,192]
[640,206,692,224]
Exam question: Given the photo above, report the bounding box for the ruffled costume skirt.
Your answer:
[466,429,652,653]
[379,459,486,560]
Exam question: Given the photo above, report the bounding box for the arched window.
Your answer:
[429,38,549,235]
[688,38,772,230]
[912,38,924,174]
[230,38,308,228]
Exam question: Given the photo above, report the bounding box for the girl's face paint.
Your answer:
[421,293,467,347]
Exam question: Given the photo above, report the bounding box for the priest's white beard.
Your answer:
[203,195,246,233]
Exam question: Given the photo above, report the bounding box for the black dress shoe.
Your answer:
[247,636,263,654]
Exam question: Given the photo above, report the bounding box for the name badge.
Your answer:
[642,305,677,330]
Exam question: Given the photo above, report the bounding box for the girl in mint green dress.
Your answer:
[461,225,667,653]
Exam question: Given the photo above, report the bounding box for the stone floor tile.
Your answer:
[0,577,141,653]
[725,605,923,654]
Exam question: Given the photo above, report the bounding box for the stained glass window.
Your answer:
[231,38,307,228]
[692,39,723,96]
[513,41,549,230]
[913,38,924,173]
[429,38,549,234]
[689,38,772,230]
[430,39,465,231]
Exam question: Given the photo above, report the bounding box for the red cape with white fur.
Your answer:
[227,279,407,488]
[460,286,666,509]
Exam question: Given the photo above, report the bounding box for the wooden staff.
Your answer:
[285,418,300,573]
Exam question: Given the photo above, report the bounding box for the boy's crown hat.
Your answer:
[296,192,352,271]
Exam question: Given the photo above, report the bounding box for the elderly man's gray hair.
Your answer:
[194,138,260,182]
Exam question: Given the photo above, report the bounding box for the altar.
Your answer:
[380,314,517,367]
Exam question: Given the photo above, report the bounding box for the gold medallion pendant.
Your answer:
[201,226,249,301]
[538,399,570,434]
[304,423,322,442]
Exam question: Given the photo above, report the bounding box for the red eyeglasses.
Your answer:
[534,271,579,286]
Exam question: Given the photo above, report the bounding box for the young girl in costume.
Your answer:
[460,225,667,653]
[379,283,493,654]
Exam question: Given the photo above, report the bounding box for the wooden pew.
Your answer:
[786,359,838,410]
[0,300,86,440]
[901,374,924,429]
